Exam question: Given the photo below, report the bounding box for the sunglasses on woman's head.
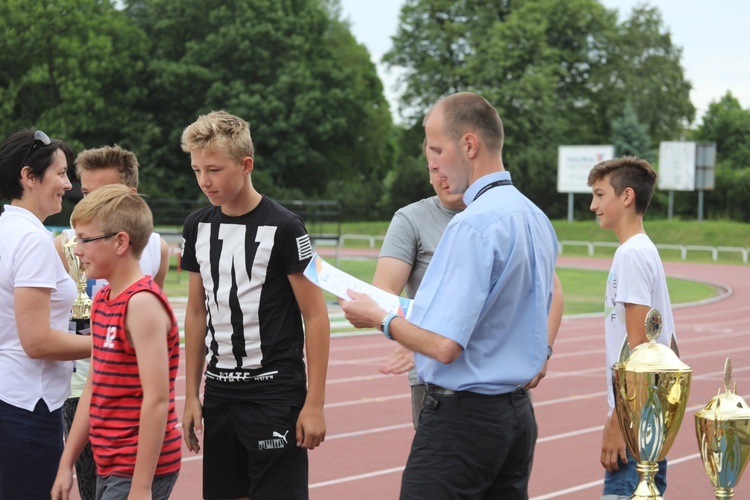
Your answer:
[21,130,51,166]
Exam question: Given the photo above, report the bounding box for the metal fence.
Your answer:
[147,198,341,239]
[331,236,750,264]
[557,240,749,263]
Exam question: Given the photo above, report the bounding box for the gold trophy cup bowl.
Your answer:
[61,229,92,320]
[613,309,692,500]
[695,358,750,499]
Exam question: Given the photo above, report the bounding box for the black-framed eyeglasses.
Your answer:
[21,130,51,166]
[77,232,118,245]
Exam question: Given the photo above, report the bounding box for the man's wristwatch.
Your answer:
[379,313,398,340]
[547,344,553,360]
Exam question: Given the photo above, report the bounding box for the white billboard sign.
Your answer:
[658,142,696,191]
[557,145,616,194]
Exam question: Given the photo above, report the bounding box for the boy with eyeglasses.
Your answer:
[53,145,171,500]
[51,184,181,500]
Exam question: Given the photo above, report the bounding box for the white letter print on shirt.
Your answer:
[196,222,277,370]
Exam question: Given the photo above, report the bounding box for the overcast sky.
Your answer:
[338,0,750,127]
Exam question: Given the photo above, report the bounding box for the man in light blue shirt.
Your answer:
[341,92,558,499]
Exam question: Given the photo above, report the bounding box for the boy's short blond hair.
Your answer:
[71,184,153,259]
[75,145,139,188]
[587,156,657,215]
[181,110,254,162]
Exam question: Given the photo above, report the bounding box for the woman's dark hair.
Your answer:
[0,130,74,200]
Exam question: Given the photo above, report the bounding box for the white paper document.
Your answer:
[303,253,413,319]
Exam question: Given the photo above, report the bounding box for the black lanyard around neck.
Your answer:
[473,179,512,202]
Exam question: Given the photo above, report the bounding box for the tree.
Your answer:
[125,0,394,210]
[468,0,616,149]
[320,5,396,219]
[694,92,750,169]
[386,0,693,141]
[691,93,750,221]
[611,102,652,160]
[383,0,694,217]
[383,0,494,121]
[593,4,695,144]
[0,0,152,151]
[381,122,434,215]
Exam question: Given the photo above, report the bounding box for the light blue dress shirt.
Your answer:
[409,171,558,394]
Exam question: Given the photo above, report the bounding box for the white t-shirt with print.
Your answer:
[604,233,675,412]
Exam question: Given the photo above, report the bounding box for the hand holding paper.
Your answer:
[338,289,389,330]
[303,253,413,319]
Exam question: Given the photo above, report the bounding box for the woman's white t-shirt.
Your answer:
[0,205,77,412]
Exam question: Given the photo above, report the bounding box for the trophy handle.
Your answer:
[670,335,680,358]
[617,335,630,365]
[61,229,93,320]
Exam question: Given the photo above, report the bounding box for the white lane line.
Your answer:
[329,357,388,365]
[531,478,604,500]
[534,391,608,406]
[310,466,405,489]
[538,426,602,443]
[529,452,704,499]
[325,423,413,440]
[326,373,394,384]
[325,393,411,408]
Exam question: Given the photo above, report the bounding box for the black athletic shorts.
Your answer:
[202,397,308,500]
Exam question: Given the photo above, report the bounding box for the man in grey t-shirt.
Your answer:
[374,167,565,428]
[374,167,464,428]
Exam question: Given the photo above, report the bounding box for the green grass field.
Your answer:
[162,218,742,313]
[303,219,750,250]
[162,257,718,316]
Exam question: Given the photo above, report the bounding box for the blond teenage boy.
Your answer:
[588,156,676,499]
[179,111,330,500]
[51,184,181,500]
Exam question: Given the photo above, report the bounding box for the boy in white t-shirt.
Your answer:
[53,145,170,500]
[588,156,676,499]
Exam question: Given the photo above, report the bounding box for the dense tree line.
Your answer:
[1,0,393,222]
[691,92,750,222]
[1,0,748,223]
[383,0,694,218]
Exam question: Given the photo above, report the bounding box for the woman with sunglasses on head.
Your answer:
[0,130,92,499]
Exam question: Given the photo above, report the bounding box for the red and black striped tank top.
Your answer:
[89,276,181,477]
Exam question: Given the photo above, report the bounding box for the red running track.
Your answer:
[66,256,750,499]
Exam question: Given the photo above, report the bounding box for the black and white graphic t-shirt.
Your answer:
[180,196,313,404]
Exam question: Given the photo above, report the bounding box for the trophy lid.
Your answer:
[620,309,691,373]
[696,358,750,420]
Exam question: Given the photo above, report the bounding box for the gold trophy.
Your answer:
[61,229,92,324]
[695,358,750,499]
[613,308,692,500]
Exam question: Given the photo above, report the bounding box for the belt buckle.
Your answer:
[428,385,457,397]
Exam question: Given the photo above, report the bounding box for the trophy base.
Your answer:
[714,487,734,499]
[628,485,661,500]
[629,461,661,500]
[69,317,91,335]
